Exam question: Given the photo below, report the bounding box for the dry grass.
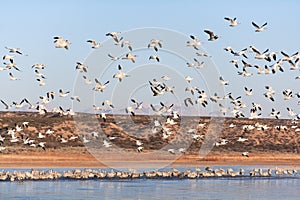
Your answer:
[0,111,299,167]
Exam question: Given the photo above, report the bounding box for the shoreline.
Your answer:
[1,152,299,169]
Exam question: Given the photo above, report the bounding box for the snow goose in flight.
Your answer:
[35,70,46,79]
[93,79,109,92]
[75,62,88,73]
[4,62,21,71]
[244,87,253,96]
[209,93,223,103]
[185,84,198,95]
[218,103,229,115]
[237,68,252,77]
[264,87,275,102]
[283,89,293,100]
[196,51,211,57]
[59,89,70,97]
[204,30,219,41]
[160,102,174,113]
[0,66,6,71]
[9,72,20,80]
[99,112,107,121]
[131,99,143,110]
[281,51,293,61]
[70,96,81,102]
[228,94,241,105]
[231,109,245,118]
[149,84,165,97]
[186,58,204,69]
[3,54,15,63]
[5,46,23,55]
[148,39,162,51]
[264,65,272,74]
[0,99,10,109]
[150,104,163,115]
[125,106,135,116]
[265,85,276,95]
[186,35,202,50]
[229,59,239,68]
[82,75,92,85]
[288,58,299,70]
[121,40,133,51]
[292,52,300,60]
[252,22,267,32]
[102,100,114,108]
[266,51,278,61]
[185,76,193,83]
[161,75,171,81]
[195,95,208,107]
[122,53,137,63]
[53,36,71,49]
[93,105,102,111]
[254,65,266,74]
[86,39,101,49]
[186,59,196,67]
[32,63,45,69]
[184,97,193,107]
[36,105,47,115]
[219,76,229,85]
[269,108,281,119]
[224,46,233,52]
[270,59,284,74]
[249,108,261,119]
[230,48,248,58]
[106,31,121,43]
[149,55,160,62]
[287,107,296,117]
[113,65,129,82]
[224,17,240,27]
[250,46,270,61]
[108,54,120,61]
[36,79,46,86]
[47,91,55,100]
[241,60,252,69]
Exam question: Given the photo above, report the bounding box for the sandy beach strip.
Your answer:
[1,151,299,168]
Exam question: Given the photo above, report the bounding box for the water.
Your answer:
[0,167,299,200]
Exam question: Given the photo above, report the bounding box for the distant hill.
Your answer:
[0,111,299,154]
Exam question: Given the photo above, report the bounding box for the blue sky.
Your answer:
[0,0,300,118]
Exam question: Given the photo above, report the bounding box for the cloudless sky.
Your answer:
[0,0,300,119]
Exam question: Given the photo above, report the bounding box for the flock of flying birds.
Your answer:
[0,17,299,156]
